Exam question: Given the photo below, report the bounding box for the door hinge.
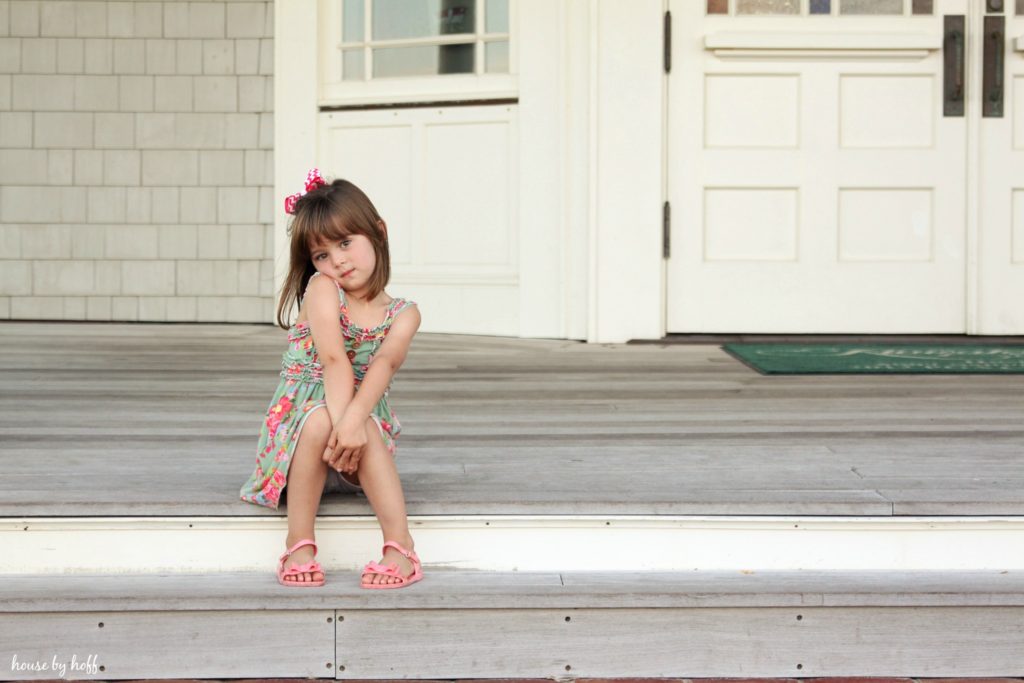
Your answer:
[663,10,671,74]
[662,200,671,259]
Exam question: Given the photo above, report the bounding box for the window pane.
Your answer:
[485,40,508,73]
[343,0,363,42]
[1017,0,1024,14]
[911,0,933,13]
[810,0,831,13]
[485,0,508,33]
[372,0,476,41]
[707,0,728,13]
[373,44,475,77]
[840,0,902,14]
[439,42,474,72]
[440,1,474,34]
[737,0,800,14]
[343,49,364,80]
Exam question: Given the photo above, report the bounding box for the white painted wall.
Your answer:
[509,0,665,343]
[586,0,664,343]
[517,0,564,339]
[275,0,667,343]
[318,105,521,337]
[273,0,316,313]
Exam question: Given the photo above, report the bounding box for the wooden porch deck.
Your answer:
[2,569,1024,679]
[3,322,1024,679]
[1,321,1022,517]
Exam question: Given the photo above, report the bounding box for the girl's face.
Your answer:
[309,233,377,296]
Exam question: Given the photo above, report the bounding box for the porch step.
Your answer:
[5,514,1024,574]
[2,569,1024,680]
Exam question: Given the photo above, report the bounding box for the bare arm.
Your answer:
[340,303,421,426]
[326,304,421,473]
[304,275,355,427]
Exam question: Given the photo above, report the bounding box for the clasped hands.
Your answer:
[323,412,369,474]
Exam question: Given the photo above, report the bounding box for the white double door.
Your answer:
[666,0,1024,334]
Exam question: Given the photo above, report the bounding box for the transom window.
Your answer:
[706,0,935,14]
[339,0,510,80]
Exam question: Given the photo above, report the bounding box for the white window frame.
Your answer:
[318,0,518,106]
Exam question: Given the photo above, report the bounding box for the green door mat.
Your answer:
[722,343,1024,374]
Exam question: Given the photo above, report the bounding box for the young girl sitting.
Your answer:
[239,169,423,590]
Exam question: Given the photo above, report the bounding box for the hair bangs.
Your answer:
[305,203,353,251]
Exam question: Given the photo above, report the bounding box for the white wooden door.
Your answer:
[667,0,971,333]
[977,2,1024,334]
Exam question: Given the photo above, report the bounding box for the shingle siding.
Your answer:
[0,0,274,322]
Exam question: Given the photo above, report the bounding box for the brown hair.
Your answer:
[276,178,391,329]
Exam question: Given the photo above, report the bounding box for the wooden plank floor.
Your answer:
[5,569,1024,611]
[4,571,1024,678]
[1,321,1022,517]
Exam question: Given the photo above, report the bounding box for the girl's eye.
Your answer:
[341,239,351,247]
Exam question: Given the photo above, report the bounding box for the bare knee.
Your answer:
[360,417,388,459]
[296,407,331,455]
[308,407,332,435]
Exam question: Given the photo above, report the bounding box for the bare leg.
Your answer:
[349,417,416,585]
[281,407,330,584]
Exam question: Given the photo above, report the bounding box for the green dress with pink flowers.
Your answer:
[239,272,417,510]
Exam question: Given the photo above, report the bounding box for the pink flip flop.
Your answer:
[361,540,423,589]
[277,538,325,587]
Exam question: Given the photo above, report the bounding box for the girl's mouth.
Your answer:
[342,269,354,278]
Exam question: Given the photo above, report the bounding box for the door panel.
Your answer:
[667,0,971,333]
[977,3,1024,333]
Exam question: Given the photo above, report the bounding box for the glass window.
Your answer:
[340,0,510,81]
[485,40,508,73]
[371,0,473,41]
[840,0,902,14]
[737,0,799,14]
[342,48,364,79]
[486,0,508,33]
[343,0,363,42]
[372,44,474,78]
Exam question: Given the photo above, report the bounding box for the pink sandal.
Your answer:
[277,538,325,587]
[361,540,423,589]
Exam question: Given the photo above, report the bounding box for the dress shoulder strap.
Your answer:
[303,272,346,307]
[390,298,416,319]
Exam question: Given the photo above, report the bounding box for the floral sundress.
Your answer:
[239,272,417,509]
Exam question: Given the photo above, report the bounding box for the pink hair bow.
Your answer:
[284,168,327,214]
